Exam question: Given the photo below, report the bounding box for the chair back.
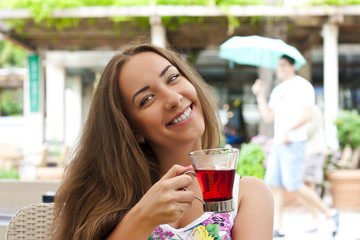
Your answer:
[5,203,54,240]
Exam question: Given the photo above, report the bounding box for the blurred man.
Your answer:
[252,55,339,238]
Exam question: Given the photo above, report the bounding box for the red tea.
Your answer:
[195,169,235,202]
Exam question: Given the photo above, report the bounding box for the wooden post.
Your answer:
[0,87,2,116]
[150,15,166,48]
[322,23,339,150]
[257,17,288,137]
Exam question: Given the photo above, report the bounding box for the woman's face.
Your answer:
[118,51,205,149]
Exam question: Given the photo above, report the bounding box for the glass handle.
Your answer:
[182,170,207,212]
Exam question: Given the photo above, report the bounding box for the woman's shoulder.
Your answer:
[233,177,274,239]
[238,176,273,200]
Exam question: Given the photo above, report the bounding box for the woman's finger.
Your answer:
[156,174,192,195]
[160,164,193,180]
[171,188,195,203]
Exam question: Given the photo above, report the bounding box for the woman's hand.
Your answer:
[108,164,195,239]
[137,164,195,227]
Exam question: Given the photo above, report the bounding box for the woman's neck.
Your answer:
[152,141,202,177]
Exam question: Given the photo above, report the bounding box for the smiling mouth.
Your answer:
[167,105,193,126]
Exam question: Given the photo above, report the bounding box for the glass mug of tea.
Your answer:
[185,148,239,213]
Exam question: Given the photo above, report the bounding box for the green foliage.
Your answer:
[219,133,227,148]
[334,110,360,150]
[217,0,264,5]
[306,0,360,5]
[1,0,265,33]
[3,0,264,9]
[236,142,266,179]
[156,0,210,4]
[0,168,20,179]
[0,41,26,68]
[162,16,206,30]
[1,89,23,116]
[324,150,341,172]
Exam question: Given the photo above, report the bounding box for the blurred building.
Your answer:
[0,68,25,147]
[1,2,360,160]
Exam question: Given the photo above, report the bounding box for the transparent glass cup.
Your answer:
[188,148,239,212]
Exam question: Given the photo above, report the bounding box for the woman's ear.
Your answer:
[135,135,145,144]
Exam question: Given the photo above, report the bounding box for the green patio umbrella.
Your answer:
[219,35,306,70]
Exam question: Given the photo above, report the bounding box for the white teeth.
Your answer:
[172,107,192,124]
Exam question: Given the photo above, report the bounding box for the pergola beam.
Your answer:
[0,33,35,52]
[0,20,35,52]
[0,5,360,19]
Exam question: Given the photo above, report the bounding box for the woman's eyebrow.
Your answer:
[159,64,172,77]
[131,65,173,105]
[132,86,149,105]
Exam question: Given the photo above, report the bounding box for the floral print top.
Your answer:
[148,174,240,240]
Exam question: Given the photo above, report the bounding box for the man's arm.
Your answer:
[252,79,274,123]
[283,105,312,144]
[287,105,312,132]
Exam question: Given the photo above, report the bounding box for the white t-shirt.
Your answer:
[268,75,315,144]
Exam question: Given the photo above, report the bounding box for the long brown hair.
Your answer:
[51,43,221,239]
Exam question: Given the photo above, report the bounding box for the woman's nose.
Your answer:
[163,89,183,111]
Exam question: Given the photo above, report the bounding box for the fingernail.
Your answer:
[184,165,192,168]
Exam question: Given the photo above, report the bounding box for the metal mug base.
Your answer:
[204,199,233,213]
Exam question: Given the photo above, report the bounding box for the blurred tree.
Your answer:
[0,41,25,117]
[0,89,23,116]
[0,41,26,68]
[0,0,264,32]
[307,0,360,5]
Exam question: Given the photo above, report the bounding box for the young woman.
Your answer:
[51,43,274,240]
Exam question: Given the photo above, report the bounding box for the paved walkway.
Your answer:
[276,206,360,240]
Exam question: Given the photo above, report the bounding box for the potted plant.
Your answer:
[0,168,19,179]
[237,136,302,206]
[236,141,266,179]
[326,110,360,209]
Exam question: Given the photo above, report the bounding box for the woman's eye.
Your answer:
[140,95,154,107]
[167,73,179,84]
